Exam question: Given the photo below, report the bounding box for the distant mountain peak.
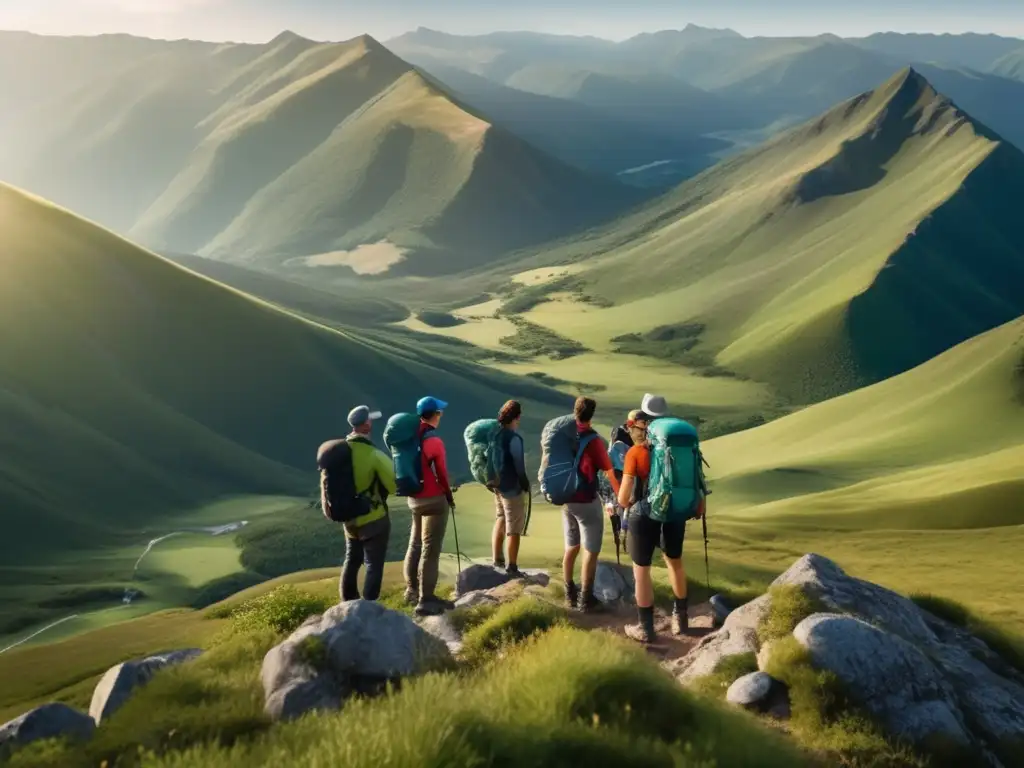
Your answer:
[681,23,742,38]
[268,30,311,46]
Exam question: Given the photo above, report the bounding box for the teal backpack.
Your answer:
[464,419,505,489]
[383,413,429,497]
[646,418,709,522]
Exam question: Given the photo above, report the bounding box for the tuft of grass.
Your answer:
[762,637,931,767]
[911,593,1024,674]
[758,585,826,645]
[148,627,807,767]
[446,602,499,634]
[225,586,334,635]
[377,585,416,617]
[691,652,759,700]
[460,597,566,665]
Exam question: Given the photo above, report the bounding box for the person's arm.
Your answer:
[593,438,621,496]
[376,449,397,496]
[511,435,529,491]
[426,437,454,503]
[617,447,639,509]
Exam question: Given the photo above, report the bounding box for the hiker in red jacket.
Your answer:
[403,396,456,617]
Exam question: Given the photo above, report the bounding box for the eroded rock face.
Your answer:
[262,599,451,722]
[90,649,202,724]
[0,703,94,750]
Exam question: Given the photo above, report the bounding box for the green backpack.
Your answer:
[464,419,505,489]
[646,417,709,522]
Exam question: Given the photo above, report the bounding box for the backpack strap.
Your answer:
[573,431,599,468]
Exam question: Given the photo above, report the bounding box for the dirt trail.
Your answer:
[569,600,715,663]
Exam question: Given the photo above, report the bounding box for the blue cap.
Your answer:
[416,396,448,416]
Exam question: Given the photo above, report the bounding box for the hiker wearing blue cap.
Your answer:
[317,405,396,602]
[400,395,455,616]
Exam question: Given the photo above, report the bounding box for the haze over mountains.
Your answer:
[0,30,640,275]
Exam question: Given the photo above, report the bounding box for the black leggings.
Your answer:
[627,507,685,567]
[341,519,391,601]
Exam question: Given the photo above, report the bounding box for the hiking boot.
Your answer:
[414,600,445,617]
[577,589,603,614]
[626,606,657,644]
[564,581,579,610]
[493,559,506,570]
[671,598,689,635]
[624,622,656,644]
[403,589,417,606]
[506,564,524,579]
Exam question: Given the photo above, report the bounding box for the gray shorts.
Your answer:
[562,500,604,554]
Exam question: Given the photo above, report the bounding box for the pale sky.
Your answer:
[2,0,1024,42]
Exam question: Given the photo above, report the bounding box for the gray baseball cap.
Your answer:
[348,405,382,428]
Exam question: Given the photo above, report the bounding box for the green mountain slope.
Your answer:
[705,316,1024,530]
[509,69,1024,403]
[0,31,639,274]
[851,31,1024,73]
[0,182,566,567]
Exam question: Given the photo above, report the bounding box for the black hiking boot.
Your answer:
[625,606,657,644]
[671,598,689,635]
[577,588,603,614]
[506,564,524,579]
[414,598,446,617]
[493,558,505,570]
[564,581,579,610]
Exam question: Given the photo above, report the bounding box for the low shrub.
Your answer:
[228,586,333,635]
[460,597,565,665]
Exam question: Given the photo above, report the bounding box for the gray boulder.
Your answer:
[90,649,202,723]
[667,594,771,683]
[454,590,501,609]
[795,613,971,746]
[0,703,94,750]
[418,614,464,655]
[593,563,633,605]
[726,671,774,708]
[262,599,451,721]
[455,564,549,596]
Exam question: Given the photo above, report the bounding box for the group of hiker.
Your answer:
[317,391,708,643]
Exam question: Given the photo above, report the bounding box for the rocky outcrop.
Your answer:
[726,672,789,719]
[262,599,452,722]
[90,649,202,723]
[454,564,549,596]
[0,703,94,750]
[667,594,771,683]
[670,554,1024,764]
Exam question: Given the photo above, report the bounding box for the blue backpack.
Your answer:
[538,415,600,505]
[383,413,430,497]
[646,417,708,522]
[464,419,505,489]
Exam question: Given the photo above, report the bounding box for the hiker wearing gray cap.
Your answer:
[317,405,396,602]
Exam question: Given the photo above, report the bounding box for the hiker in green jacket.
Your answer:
[319,405,397,602]
[492,400,531,577]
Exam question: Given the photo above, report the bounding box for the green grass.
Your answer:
[690,653,760,700]
[498,316,588,359]
[460,597,566,664]
[910,594,1024,674]
[221,585,334,635]
[120,627,803,768]
[757,585,825,645]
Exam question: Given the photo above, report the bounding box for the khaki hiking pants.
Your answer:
[404,496,450,601]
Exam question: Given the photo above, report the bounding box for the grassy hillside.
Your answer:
[993,48,1024,81]
[0,31,639,274]
[0,182,568,634]
[706,317,1024,528]
[499,69,1024,403]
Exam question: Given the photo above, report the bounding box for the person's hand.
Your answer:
[605,503,616,518]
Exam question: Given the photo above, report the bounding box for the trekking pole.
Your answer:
[702,512,711,594]
[523,490,533,537]
[449,495,462,578]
